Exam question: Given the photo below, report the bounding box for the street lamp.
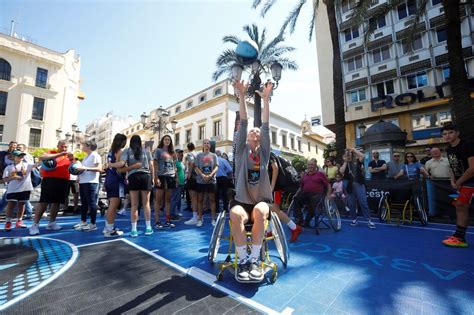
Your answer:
[141,106,178,142]
[65,123,81,151]
[55,128,62,141]
[358,123,367,137]
[231,60,283,127]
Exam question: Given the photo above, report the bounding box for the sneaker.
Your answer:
[290,225,303,243]
[104,228,124,237]
[4,222,12,232]
[145,228,154,235]
[74,222,87,230]
[442,236,468,248]
[81,223,97,231]
[248,259,264,281]
[196,220,203,227]
[368,221,376,229]
[130,230,138,238]
[14,220,25,229]
[29,224,40,236]
[236,261,250,282]
[345,206,351,213]
[46,222,62,231]
[117,208,126,215]
[164,221,175,228]
[212,219,216,226]
[155,222,163,229]
[350,219,358,226]
[170,214,181,221]
[184,217,198,225]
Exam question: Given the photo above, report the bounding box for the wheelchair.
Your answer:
[288,191,341,235]
[207,208,289,284]
[378,181,428,226]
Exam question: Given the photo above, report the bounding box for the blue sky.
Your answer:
[1,0,322,131]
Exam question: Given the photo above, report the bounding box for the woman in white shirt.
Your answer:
[76,141,102,231]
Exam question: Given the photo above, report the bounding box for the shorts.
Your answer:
[457,186,474,205]
[156,175,176,190]
[6,191,31,202]
[127,172,152,191]
[105,181,125,198]
[186,178,198,191]
[40,177,70,204]
[273,190,282,206]
[229,199,271,223]
[196,183,216,193]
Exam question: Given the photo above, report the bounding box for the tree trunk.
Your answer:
[443,0,474,137]
[326,1,347,162]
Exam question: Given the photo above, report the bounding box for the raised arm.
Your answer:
[233,80,249,120]
[256,81,273,124]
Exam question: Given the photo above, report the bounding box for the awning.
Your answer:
[367,35,392,51]
[371,69,398,84]
[396,22,426,40]
[345,77,368,90]
[342,45,365,60]
[400,59,432,75]
[435,47,473,66]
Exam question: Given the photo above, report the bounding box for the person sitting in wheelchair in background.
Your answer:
[293,158,331,227]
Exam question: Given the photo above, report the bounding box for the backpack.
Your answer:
[269,152,300,192]
[31,168,42,188]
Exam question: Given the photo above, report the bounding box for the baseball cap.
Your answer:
[11,150,26,157]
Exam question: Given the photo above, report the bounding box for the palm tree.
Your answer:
[212,24,298,127]
[253,0,474,154]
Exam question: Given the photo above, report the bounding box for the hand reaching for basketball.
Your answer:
[256,81,273,102]
[232,80,249,97]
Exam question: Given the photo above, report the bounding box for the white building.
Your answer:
[0,32,84,149]
[85,111,137,160]
[316,0,473,152]
[123,80,328,163]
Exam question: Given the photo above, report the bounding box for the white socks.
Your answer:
[287,220,296,230]
[237,245,247,263]
[192,212,198,219]
[131,222,137,232]
[249,244,262,262]
[105,223,114,232]
[146,220,151,229]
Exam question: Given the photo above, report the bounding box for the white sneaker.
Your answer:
[29,224,40,236]
[184,217,198,225]
[74,222,88,230]
[82,223,97,231]
[196,220,203,227]
[212,220,216,226]
[46,222,62,231]
[117,208,126,215]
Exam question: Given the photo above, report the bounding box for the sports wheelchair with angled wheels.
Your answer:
[208,209,289,284]
[378,179,428,226]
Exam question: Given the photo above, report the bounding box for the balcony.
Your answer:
[367,26,392,44]
[369,60,397,77]
[341,36,364,53]
[344,68,368,84]
[399,48,431,68]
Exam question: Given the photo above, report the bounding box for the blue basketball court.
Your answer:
[1,213,473,314]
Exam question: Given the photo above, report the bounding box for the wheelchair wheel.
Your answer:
[270,212,289,268]
[208,210,226,264]
[325,198,341,231]
[378,195,388,222]
[414,195,428,226]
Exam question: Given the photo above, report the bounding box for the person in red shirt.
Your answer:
[29,140,72,235]
[292,159,331,227]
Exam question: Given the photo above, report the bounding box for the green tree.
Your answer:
[323,141,337,160]
[30,147,54,158]
[292,155,308,173]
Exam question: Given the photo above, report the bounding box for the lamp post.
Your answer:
[231,60,283,127]
[55,128,62,141]
[140,106,178,144]
[65,123,81,151]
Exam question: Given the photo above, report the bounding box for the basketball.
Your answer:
[68,161,84,175]
[41,159,57,171]
[235,40,258,65]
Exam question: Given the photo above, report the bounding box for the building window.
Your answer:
[436,28,447,43]
[0,59,12,81]
[198,125,205,140]
[199,94,206,103]
[315,145,318,154]
[174,133,180,146]
[29,128,41,147]
[347,55,363,72]
[432,0,441,5]
[185,129,192,143]
[397,0,416,20]
[35,68,48,88]
[0,125,3,142]
[290,137,295,150]
[271,131,277,145]
[372,46,390,64]
[298,140,302,152]
[369,16,386,31]
[32,97,45,120]
[213,120,222,137]
[175,106,181,114]
[442,66,450,82]
[412,111,451,130]
[349,88,367,103]
[214,88,222,96]
[0,91,7,115]
[375,80,395,97]
[341,0,356,13]
[282,134,287,147]
[186,101,193,109]
[407,71,427,89]
[307,142,311,152]
[344,26,359,42]
[402,35,423,54]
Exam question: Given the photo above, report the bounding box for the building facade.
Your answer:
[0,32,84,149]
[122,80,328,163]
[316,0,473,154]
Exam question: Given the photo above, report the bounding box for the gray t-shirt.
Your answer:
[154,148,175,177]
[185,151,197,179]
[120,148,152,178]
[195,152,218,184]
[386,161,404,178]
[234,120,272,204]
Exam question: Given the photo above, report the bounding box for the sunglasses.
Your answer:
[393,155,400,157]
[406,155,414,158]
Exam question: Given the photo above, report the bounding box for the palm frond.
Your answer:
[308,0,319,42]
[403,0,428,54]
[279,0,308,37]
[261,0,278,17]
[275,58,299,71]
[222,35,240,45]
[212,66,230,82]
[215,49,237,67]
[252,0,264,9]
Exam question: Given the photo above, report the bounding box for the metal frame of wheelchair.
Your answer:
[378,189,428,226]
[207,209,289,284]
[288,195,342,234]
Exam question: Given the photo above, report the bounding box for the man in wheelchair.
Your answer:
[292,159,332,227]
[229,79,273,283]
